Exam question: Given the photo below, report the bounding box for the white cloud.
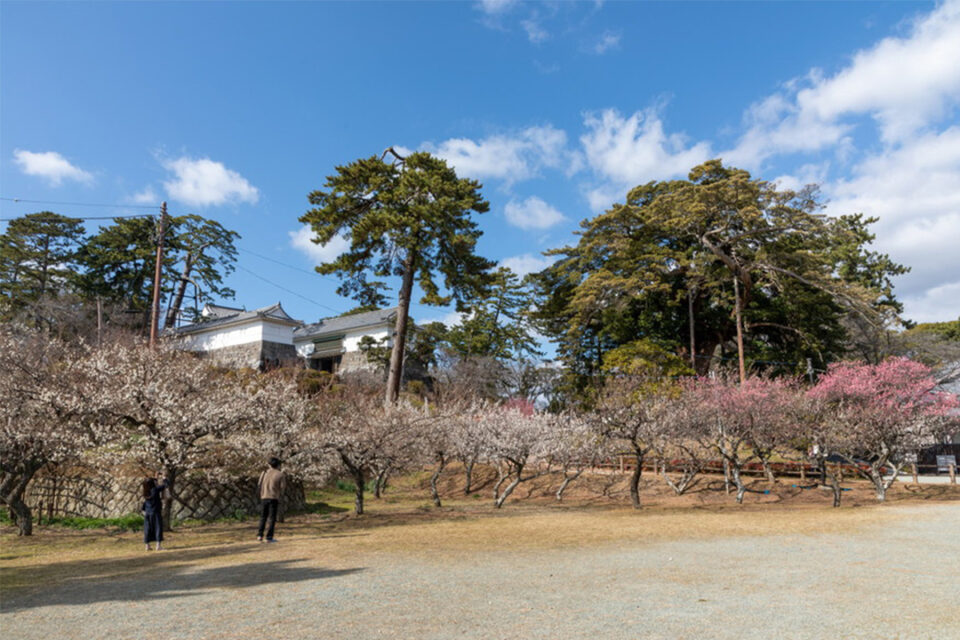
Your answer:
[522,18,549,43]
[580,108,712,210]
[128,187,158,205]
[476,0,516,15]
[427,125,579,184]
[899,281,960,324]
[420,310,465,328]
[162,156,259,208]
[593,31,621,54]
[824,126,960,321]
[289,226,350,264]
[500,253,556,277]
[728,0,960,165]
[796,0,960,143]
[772,162,830,192]
[504,196,566,230]
[12,149,93,186]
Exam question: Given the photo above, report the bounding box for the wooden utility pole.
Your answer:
[149,202,168,349]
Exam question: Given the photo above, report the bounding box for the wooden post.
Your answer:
[149,202,168,349]
[619,455,624,474]
[912,462,919,485]
[949,463,956,485]
[800,463,806,483]
[96,296,102,347]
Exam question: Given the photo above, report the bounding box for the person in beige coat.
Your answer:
[256,457,286,542]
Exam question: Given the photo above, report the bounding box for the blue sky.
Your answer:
[3,0,959,331]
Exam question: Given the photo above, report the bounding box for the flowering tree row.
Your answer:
[2,325,957,536]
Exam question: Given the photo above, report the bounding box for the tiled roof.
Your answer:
[170,302,300,336]
[294,307,397,340]
[202,303,245,319]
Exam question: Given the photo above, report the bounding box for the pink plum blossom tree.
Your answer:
[809,357,959,501]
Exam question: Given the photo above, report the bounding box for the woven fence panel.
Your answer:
[25,470,305,521]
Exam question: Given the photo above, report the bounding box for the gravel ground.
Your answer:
[3,503,959,640]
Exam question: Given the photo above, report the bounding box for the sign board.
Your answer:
[936,455,957,473]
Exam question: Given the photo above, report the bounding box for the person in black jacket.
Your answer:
[142,476,168,551]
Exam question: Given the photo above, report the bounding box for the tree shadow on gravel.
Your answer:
[2,557,364,612]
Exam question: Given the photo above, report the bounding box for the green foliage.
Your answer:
[0,212,86,319]
[909,318,960,342]
[335,478,376,493]
[405,379,427,398]
[601,339,693,377]
[301,150,496,401]
[445,267,542,361]
[299,150,494,311]
[359,319,449,371]
[532,160,906,390]
[163,214,240,326]
[75,217,169,319]
[30,513,145,532]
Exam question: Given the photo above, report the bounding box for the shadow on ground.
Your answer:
[2,553,364,612]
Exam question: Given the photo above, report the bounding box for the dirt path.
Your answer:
[3,503,958,640]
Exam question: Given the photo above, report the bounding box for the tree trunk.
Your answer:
[164,255,193,328]
[662,464,699,496]
[430,453,446,508]
[828,471,843,508]
[494,463,524,509]
[629,451,644,509]
[373,466,389,499]
[870,468,887,502]
[353,468,366,515]
[385,253,417,406]
[463,458,475,495]
[493,464,509,501]
[1,463,41,536]
[688,287,697,371]
[162,467,177,532]
[759,455,777,484]
[731,464,747,504]
[556,469,583,502]
[9,494,33,536]
[723,457,732,495]
[733,274,746,384]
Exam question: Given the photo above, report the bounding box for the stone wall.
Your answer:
[25,469,306,521]
[194,340,300,371]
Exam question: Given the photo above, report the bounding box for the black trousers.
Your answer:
[257,499,279,540]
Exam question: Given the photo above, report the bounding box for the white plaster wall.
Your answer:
[294,326,392,357]
[178,320,298,352]
[344,327,390,352]
[294,341,315,358]
[179,322,263,351]
[261,322,296,345]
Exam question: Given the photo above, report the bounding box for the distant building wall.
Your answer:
[344,327,390,351]
[178,322,263,351]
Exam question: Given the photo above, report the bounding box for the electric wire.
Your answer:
[234,265,344,315]
[236,246,341,283]
[0,197,159,209]
[0,212,156,222]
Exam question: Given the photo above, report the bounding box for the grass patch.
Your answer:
[43,514,144,532]
[1,509,143,532]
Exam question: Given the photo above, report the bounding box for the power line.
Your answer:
[234,265,344,315]
[0,212,155,222]
[0,197,159,210]
[237,246,339,282]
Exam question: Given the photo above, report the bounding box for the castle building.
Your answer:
[170,302,398,373]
